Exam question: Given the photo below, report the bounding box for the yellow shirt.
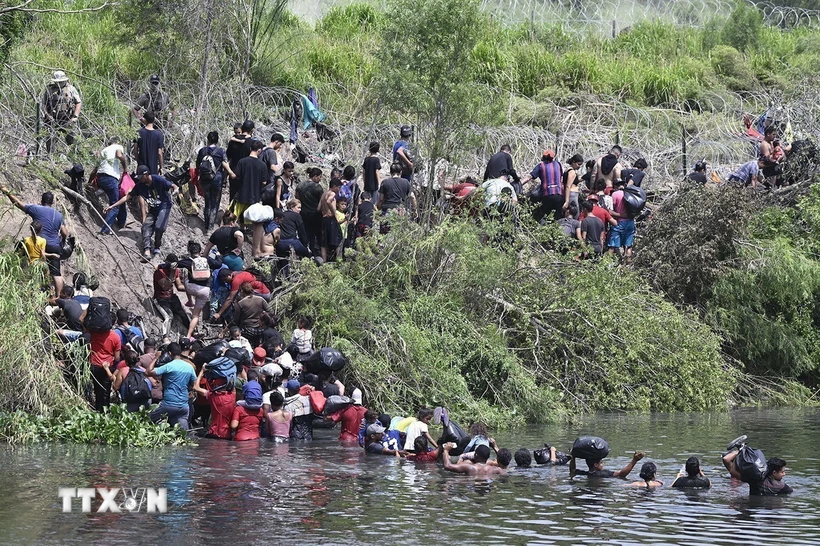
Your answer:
[22,235,46,261]
[335,210,346,225]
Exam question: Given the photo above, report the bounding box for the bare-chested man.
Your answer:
[441,443,506,476]
[319,178,343,262]
[594,145,623,189]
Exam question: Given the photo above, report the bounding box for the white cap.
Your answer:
[52,71,69,83]
[351,388,363,405]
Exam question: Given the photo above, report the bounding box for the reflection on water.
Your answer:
[1,408,819,545]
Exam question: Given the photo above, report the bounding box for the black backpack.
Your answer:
[122,368,151,403]
[116,325,144,354]
[622,185,647,219]
[198,148,217,183]
[84,297,112,332]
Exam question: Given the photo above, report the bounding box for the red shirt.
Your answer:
[89,330,122,367]
[591,205,613,227]
[207,390,236,439]
[332,405,367,442]
[230,271,270,295]
[411,450,439,462]
[231,405,265,441]
[153,266,180,300]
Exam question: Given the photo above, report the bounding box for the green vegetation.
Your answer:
[0,405,191,447]
[283,216,736,427]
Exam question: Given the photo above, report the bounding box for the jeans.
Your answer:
[91,365,112,412]
[276,239,311,258]
[142,206,171,252]
[157,295,191,331]
[97,174,120,233]
[150,404,190,430]
[201,173,223,231]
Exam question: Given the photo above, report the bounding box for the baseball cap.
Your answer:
[253,347,266,362]
[136,165,150,176]
[587,194,599,202]
[286,379,300,392]
[542,149,555,160]
[149,74,160,84]
[366,423,385,436]
[351,388,363,405]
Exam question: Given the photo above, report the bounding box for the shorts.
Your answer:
[185,281,211,311]
[222,254,244,271]
[45,242,62,277]
[321,216,343,248]
[608,220,635,248]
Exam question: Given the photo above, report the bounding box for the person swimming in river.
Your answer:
[570,451,645,479]
[722,436,793,496]
[671,457,711,489]
[629,462,663,488]
[441,443,505,476]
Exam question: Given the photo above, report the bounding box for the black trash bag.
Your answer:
[440,419,470,456]
[622,185,647,218]
[60,235,76,259]
[533,448,550,465]
[193,340,230,366]
[570,436,610,460]
[736,445,767,483]
[323,395,353,415]
[224,347,250,366]
[303,347,347,373]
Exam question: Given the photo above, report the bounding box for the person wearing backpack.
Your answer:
[40,71,82,153]
[196,131,235,232]
[528,150,564,224]
[114,309,145,354]
[179,241,212,339]
[111,349,152,412]
[608,179,637,264]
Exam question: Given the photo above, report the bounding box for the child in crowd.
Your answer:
[265,390,292,442]
[291,316,314,360]
[403,408,437,452]
[461,422,491,456]
[514,448,532,468]
[228,325,253,359]
[20,220,58,265]
[407,435,442,462]
[356,192,375,238]
[364,423,405,456]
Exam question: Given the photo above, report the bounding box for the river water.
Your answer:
[1,408,819,545]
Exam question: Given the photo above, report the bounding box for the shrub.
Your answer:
[710,45,758,91]
[721,1,764,52]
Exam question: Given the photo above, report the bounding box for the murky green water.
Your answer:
[1,408,819,545]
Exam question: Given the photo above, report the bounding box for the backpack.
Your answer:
[191,256,210,281]
[46,84,76,119]
[622,185,647,218]
[198,148,217,183]
[204,356,236,392]
[116,325,144,354]
[122,368,151,403]
[83,297,112,332]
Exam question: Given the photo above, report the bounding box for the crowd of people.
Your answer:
[2,73,799,496]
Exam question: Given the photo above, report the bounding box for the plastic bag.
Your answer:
[570,436,610,460]
[736,445,767,483]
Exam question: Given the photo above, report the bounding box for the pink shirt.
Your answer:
[611,190,628,222]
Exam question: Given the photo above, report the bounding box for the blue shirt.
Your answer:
[129,175,173,208]
[24,204,63,246]
[154,359,195,408]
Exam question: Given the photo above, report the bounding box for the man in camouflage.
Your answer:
[40,70,82,152]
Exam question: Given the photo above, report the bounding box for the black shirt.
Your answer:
[358,201,374,227]
[226,135,246,170]
[209,226,242,255]
[56,298,83,331]
[671,475,711,489]
[235,156,268,204]
[622,168,646,187]
[296,181,324,215]
[136,127,165,175]
[687,171,708,184]
[278,210,307,244]
[362,156,382,193]
[379,177,412,211]
[484,151,513,181]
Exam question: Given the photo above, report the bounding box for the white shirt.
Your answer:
[403,420,429,451]
[98,144,124,178]
[481,178,517,207]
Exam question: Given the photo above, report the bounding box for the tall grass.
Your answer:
[0,253,87,416]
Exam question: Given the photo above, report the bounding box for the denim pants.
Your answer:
[150,404,190,430]
[201,173,223,231]
[97,174,120,233]
[142,206,171,252]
